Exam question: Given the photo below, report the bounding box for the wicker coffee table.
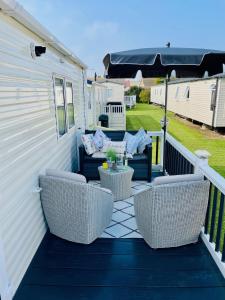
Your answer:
[98,166,134,201]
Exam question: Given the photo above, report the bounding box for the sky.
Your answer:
[19,0,225,77]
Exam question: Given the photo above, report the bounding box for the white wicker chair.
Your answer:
[134,177,210,248]
[39,175,113,244]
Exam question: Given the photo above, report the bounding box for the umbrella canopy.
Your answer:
[103,47,225,78]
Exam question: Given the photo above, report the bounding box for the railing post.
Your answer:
[160,130,164,170]
[194,150,211,174]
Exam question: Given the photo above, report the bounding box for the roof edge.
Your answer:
[0,0,87,69]
[151,73,225,87]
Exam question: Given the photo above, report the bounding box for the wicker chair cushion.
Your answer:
[46,169,86,183]
[153,174,204,186]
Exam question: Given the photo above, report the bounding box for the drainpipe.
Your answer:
[212,77,219,128]
[82,69,87,130]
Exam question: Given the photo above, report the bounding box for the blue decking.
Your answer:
[14,232,225,300]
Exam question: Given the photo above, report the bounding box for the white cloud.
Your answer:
[84,21,119,40]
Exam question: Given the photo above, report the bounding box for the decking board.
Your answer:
[14,232,225,300]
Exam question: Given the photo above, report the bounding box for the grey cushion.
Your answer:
[153,174,204,186]
[46,169,86,183]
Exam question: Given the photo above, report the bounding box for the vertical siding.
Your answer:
[151,79,217,126]
[215,78,225,127]
[0,12,85,296]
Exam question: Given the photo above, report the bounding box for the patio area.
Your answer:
[14,229,225,300]
[11,131,225,299]
[90,180,152,238]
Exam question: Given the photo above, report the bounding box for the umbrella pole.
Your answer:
[163,74,169,175]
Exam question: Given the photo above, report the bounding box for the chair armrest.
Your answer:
[79,144,85,173]
[145,143,152,153]
[89,184,113,196]
[87,185,114,228]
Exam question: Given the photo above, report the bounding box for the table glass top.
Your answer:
[99,166,133,174]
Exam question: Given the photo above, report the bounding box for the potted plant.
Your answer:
[106,148,117,170]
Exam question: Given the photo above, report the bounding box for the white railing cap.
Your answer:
[195,150,211,159]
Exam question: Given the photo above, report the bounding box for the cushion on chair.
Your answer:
[123,132,139,154]
[153,174,204,186]
[93,129,110,150]
[92,152,106,158]
[81,134,96,155]
[138,133,152,153]
[46,169,86,183]
[102,141,126,154]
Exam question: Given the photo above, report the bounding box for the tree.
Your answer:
[125,86,143,102]
[139,89,150,103]
[155,78,164,84]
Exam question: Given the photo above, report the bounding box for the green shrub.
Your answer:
[139,89,150,103]
[125,86,143,102]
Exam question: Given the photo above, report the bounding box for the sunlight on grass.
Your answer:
[126,104,225,177]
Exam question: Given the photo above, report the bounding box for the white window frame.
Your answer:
[175,87,180,100]
[65,80,75,130]
[210,84,217,111]
[53,74,76,139]
[107,88,113,98]
[183,86,190,100]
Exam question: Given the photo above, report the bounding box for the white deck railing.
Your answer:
[103,105,124,114]
[165,132,225,278]
[124,95,136,108]
[102,104,126,130]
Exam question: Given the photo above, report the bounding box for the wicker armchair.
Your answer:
[39,175,113,244]
[134,177,210,248]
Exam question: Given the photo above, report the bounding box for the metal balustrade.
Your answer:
[165,132,225,276]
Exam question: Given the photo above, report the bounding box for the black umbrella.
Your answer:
[103,46,225,174]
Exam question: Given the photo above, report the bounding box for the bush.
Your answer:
[125,86,143,102]
[139,89,150,103]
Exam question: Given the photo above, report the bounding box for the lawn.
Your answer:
[126,103,225,178]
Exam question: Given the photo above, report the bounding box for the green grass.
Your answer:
[127,103,225,251]
[126,103,225,177]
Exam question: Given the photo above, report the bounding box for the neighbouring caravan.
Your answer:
[151,74,225,128]
[99,80,125,104]
[99,80,126,130]
[86,80,108,129]
[87,80,126,130]
[0,1,87,297]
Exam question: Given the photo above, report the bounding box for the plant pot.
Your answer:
[111,162,117,170]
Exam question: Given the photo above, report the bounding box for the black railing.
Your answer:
[204,184,225,256]
[148,134,161,165]
[166,137,225,263]
[165,141,194,175]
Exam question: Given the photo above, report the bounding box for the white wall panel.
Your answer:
[0,11,86,297]
[151,78,219,127]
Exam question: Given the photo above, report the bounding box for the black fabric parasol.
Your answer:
[103,47,225,174]
[103,47,225,78]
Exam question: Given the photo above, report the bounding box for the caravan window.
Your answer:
[54,78,67,136]
[184,86,190,100]
[107,88,113,98]
[175,87,179,100]
[210,84,216,111]
[66,82,75,128]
